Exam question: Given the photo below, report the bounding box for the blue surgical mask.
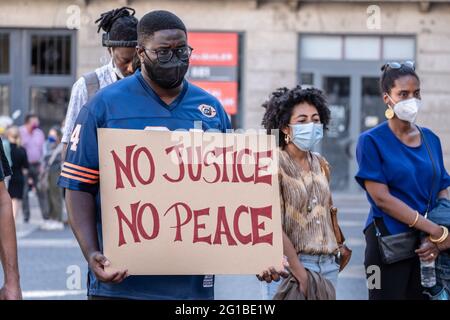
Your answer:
[289,122,324,151]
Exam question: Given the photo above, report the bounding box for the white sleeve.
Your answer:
[62,77,88,144]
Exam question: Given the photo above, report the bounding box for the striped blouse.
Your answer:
[278,148,339,255]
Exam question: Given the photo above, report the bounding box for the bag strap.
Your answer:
[418,126,437,216]
[373,219,382,237]
[279,174,287,229]
[82,72,100,102]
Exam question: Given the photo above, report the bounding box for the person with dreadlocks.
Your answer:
[61,7,138,158]
[58,10,231,300]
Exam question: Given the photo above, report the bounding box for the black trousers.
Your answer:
[364,220,426,300]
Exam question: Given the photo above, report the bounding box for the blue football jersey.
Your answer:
[58,70,231,299]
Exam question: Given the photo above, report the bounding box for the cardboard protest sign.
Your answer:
[98,129,283,275]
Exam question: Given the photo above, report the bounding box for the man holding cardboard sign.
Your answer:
[58,10,256,300]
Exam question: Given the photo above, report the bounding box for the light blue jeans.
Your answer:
[260,253,339,300]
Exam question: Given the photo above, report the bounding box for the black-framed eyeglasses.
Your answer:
[140,45,193,63]
[383,60,415,71]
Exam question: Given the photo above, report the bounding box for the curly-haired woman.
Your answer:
[258,86,339,299]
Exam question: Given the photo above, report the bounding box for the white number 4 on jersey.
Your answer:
[70,124,81,151]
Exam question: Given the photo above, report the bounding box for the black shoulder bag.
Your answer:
[374,126,435,264]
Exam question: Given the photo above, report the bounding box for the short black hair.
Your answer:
[380,63,420,94]
[261,85,330,148]
[96,7,138,47]
[137,10,187,45]
[24,113,38,124]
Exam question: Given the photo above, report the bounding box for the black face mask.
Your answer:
[143,54,189,89]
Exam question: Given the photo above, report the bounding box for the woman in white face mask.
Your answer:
[257,86,344,300]
[355,61,450,300]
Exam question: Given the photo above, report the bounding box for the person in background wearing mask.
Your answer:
[58,10,231,300]
[61,7,138,159]
[258,86,339,299]
[6,126,29,221]
[40,127,64,231]
[19,114,46,223]
[355,61,450,300]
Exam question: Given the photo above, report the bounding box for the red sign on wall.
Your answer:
[187,32,239,115]
[188,33,238,67]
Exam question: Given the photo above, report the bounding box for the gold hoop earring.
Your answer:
[284,134,291,144]
[385,106,394,120]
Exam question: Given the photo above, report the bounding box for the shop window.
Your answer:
[345,36,380,60]
[383,37,415,61]
[31,34,71,75]
[0,34,9,74]
[301,35,343,60]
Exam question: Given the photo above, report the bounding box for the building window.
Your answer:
[300,35,415,61]
[30,87,70,132]
[345,36,381,60]
[31,34,71,75]
[0,33,9,74]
